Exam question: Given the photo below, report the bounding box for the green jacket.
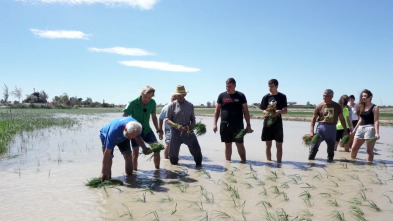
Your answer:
[123,96,156,134]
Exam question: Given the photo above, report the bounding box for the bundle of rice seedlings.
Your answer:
[339,135,350,146]
[235,129,248,140]
[86,177,124,188]
[150,143,165,155]
[147,143,165,160]
[302,134,321,147]
[170,123,182,130]
[264,104,277,127]
[366,137,378,143]
[193,122,207,136]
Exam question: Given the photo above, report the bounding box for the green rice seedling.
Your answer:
[350,206,364,216]
[191,201,204,211]
[349,198,362,206]
[121,203,133,219]
[259,187,268,196]
[264,104,277,127]
[249,164,256,172]
[145,211,159,220]
[150,143,165,155]
[228,177,237,183]
[199,169,211,179]
[85,177,124,188]
[256,179,266,186]
[302,133,321,147]
[367,200,381,212]
[281,192,289,201]
[171,203,177,215]
[201,190,214,203]
[276,208,290,221]
[320,192,331,198]
[331,210,345,221]
[161,193,173,202]
[142,186,154,194]
[312,173,323,180]
[137,192,146,203]
[193,122,207,136]
[358,190,367,201]
[301,183,316,190]
[371,177,386,185]
[341,163,348,169]
[235,129,248,140]
[271,185,281,195]
[257,200,272,210]
[339,135,350,146]
[280,182,289,189]
[213,210,232,219]
[366,136,378,143]
[243,182,253,189]
[328,199,339,207]
[382,194,393,203]
[200,212,209,221]
[176,182,189,193]
[298,210,313,221]
[329,179,339,187]
[231,187,240,199]
[300,191,312,206]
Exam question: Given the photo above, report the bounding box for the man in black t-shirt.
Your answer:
[260,79,287,163]
[213,78,253,162]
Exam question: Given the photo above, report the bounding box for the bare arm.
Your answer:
[213,104,221,133]
[374,106,380,139]
[338,114,348,133]
[242,103,253,133]
[100,148,113,180]
[310,114,318,136]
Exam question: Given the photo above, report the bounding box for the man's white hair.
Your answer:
[123,121,142,137]
[140,85,155,96]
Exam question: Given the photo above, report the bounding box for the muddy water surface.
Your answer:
[1,114,393,220]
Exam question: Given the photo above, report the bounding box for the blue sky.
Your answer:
[1,0,392,106]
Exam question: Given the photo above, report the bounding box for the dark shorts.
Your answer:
[131,130,157,148]
[101,139,131,157]
[261,124,283,142]
[220,123,244,143]
[335,128,350,141]
[352,120,359,128]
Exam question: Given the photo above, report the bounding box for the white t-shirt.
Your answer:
[348,102,359,121]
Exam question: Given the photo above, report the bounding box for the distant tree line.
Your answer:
[0,84,114,108]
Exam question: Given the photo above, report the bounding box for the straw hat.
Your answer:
[173,85,188,95]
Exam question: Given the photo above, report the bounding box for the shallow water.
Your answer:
[1,114,393,220]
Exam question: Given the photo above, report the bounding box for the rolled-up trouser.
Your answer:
[309,124,336,159]
[169,127,202,165]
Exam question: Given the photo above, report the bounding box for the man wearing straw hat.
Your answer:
[165,85,203,166]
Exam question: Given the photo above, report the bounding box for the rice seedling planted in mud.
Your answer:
[331,210,345,221]
[367,200,381,212]
[121,203,133,219]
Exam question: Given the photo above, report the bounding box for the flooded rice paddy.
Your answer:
[1,113,393,220]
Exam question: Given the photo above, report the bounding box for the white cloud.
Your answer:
[30,29,91,39]
[19,0,159,10]
[119,60,200,72]
[88,47,154,56]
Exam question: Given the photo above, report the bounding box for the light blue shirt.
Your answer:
[159,103,170,130]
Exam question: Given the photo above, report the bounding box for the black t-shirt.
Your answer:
[259,92,287,124]
[217,91,247,126]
